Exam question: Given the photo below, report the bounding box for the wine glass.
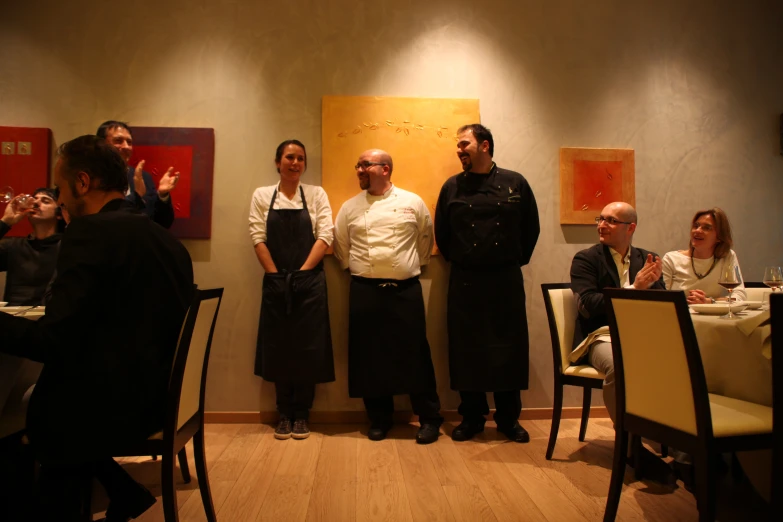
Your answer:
[763,267,783,291]
[762,267,782,310]
[0,186,34,210]
[718,265,742,319]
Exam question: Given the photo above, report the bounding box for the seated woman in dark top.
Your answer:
[0,188,64,306]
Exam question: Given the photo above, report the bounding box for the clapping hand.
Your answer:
[158,167,180,197]
[133,160,147,197]
[633,254,663,289]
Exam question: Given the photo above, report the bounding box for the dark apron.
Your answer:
[254,186,335,384]
[348,276,437,398]
[447,264,529,391]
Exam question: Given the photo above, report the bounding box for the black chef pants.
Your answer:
[275,382,316,420]
[458,390,522,429]
[363,391,443,428]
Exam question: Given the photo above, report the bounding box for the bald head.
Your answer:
[597,201,638,252]
[356,149,394,195]
[603,202,637,224]
[362,149,394,175]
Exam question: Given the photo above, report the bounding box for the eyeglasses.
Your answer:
[595,216,633,226]
[354,161,386,170]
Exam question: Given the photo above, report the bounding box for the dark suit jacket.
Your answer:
[126,166,175,229]
[570,243,665,348]
[0,199,193,462]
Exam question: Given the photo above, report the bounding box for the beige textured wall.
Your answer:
[1,0,781,413]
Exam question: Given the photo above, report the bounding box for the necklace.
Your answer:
[690,248,718,280]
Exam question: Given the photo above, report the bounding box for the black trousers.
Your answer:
[0,435,36,522]
[457,390,522,429]
[35,456,143,521]
[275,382,316,420]
[363,390,443,428]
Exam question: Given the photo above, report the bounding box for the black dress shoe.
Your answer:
[104,483,157,521]
[368,424,391,441]
[451,422,485,441]
[629,446,677,485]
[671,460,695,492]
[416,424,440,445]
[497,422,530,443]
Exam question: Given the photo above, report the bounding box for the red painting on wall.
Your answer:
[129,127,214,238]
[0,127,52,237]
[560,148,635,225]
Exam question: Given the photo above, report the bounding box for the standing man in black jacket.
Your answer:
[97,120,179,228]
[0,135,194,521]
[435,124,540,443]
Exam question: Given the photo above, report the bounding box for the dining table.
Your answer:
[690,306,772,500]
[0,306,44,439]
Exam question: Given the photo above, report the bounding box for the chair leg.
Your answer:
[631,434,643,480]
[730,452,744,481]
[177,448,191,484]
[694,451,717,522]
[579,387,592,442]
[546,383,564,460]
[194,428,217,522]
[161,451,180,522]
[81,476,93,521]
[603,427,627,522]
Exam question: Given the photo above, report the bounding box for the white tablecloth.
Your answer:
[691,309,772,499]
[0,309,44,439]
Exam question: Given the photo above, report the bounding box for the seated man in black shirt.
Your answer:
[0,136,194,520]
[0,188,64,305]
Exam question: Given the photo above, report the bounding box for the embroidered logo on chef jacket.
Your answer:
[507,186,521,203]
[399,207,418,222]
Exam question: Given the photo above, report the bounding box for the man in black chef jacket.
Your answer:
[435,123,540,443]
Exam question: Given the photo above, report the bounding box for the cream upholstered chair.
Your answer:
[541,283,604,460]
[744,281,771,302]
[602,289,773,522]
[89,287,224,522]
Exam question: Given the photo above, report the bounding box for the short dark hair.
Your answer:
[274,139,307,172]
[458,123,494,157]
[32,187,58,201]
[96,120,132,139]
[32,187,62,221]
[57,135,129,194]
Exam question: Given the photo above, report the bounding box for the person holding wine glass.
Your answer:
[662,207,746,303]
[0,188,65,305]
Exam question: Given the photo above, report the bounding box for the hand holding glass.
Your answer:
[0,186,34,210]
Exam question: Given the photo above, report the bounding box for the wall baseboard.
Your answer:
[204,406,609,424]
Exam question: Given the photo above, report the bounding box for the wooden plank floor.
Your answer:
[93,419,769,521]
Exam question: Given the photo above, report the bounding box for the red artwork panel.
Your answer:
[560,147,635,225]
[572,160,624,212]
[0,127,52,237]
[128,127,214,239]
[131,145,193,218]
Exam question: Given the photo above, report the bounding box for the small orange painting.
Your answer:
[560,148,634,225]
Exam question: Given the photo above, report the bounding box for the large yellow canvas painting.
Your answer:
[322,96,481,249]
